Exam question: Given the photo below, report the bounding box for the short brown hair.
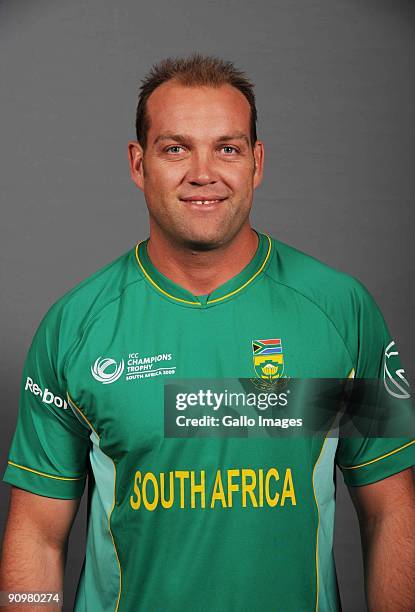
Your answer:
[135,53,257,149]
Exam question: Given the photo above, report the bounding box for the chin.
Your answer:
[183,235,222,251]
[177,227,226,251]
[179,217,248,251]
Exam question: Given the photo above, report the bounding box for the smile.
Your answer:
[179,196,228,207]
[184,199,223,205]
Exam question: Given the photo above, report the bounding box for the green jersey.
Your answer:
[3,230,415,611]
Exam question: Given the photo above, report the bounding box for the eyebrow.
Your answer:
[217,132,250,146]
[153,132,250,146]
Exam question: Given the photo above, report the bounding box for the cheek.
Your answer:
[148,165,184,194]
[225,166,254,194]
[222,156,253,177]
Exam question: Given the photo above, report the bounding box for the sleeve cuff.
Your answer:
[339,440,415,487]
[2,460,87,499]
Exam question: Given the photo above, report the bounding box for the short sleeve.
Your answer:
[2,304,90,499]
[336,282,415,486]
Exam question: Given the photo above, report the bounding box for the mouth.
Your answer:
[179,197,228,209]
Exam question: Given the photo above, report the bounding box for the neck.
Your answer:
[146,224,259,296]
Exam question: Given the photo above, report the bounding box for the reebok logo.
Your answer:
[25,376,68,410]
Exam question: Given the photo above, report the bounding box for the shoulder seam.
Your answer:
[264,269,355,369]
[62,276,145,377]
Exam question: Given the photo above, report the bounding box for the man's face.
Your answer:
[129,80,264,249]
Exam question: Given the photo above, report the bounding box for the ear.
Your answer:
[128,141,145,191]
[253,140,264,190]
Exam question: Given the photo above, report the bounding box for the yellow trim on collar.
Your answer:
[135,244,201,305]
[135,233,272,306]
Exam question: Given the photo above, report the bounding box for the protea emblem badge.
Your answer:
[252,338,284,380]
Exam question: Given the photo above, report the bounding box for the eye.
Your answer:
[165,145,185,154]
[221,145,238,154]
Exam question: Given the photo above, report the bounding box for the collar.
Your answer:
[135,229,272,308]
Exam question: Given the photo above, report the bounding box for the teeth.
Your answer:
[190,200,220,204]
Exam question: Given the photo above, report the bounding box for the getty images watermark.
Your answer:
[164,378,415,439]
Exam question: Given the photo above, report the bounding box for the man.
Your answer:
[1,54,415,611]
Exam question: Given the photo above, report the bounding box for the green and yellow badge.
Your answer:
[252,338,284,380]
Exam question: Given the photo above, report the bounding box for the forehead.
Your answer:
[145,81,251,142]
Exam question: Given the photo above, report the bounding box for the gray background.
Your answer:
[1,0,414,610]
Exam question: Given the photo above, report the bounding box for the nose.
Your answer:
[185,151,218,186]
